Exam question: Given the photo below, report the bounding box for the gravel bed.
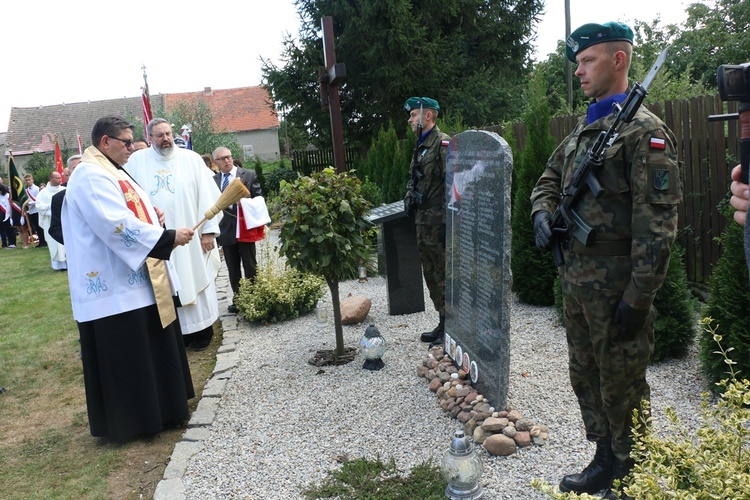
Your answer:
[182,233,708,499]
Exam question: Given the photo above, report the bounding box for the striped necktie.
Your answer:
[221,172,230,191]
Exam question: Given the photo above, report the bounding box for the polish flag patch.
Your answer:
[650,136,666,150]
[441,139,450,148]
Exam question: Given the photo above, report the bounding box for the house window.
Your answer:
[242,145,255,161]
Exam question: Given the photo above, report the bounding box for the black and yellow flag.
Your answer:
[8,156,28,208]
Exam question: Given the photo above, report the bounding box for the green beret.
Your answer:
[565,21,634,62]
[403,97,440,113]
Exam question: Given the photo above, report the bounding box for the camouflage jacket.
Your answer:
[406,125,451,226]
[530,107,682,310]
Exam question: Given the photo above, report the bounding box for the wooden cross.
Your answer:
[318,16,347,174]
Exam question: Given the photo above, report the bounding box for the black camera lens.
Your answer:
[717,63,750,102]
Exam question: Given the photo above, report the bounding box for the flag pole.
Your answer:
[142,64,153,143]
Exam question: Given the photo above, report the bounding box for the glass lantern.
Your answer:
[316,298,329,324]
[358,324,386,370]
[441,429,484,499]
[358,260,368,283]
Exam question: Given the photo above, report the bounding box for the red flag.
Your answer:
[54,140,65,181]
[142,85,153,142]
[77,132,83,154]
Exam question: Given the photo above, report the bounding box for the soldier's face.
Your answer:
[408,109,424,133]
[574,44,618,100]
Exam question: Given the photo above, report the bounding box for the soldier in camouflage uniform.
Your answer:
[403,97,451,345]
[530,22,681,500]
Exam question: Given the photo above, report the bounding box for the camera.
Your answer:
[717,63,750,102]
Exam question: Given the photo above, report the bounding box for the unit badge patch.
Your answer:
[653,169,670,191]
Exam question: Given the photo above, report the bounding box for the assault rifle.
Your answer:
[548,46,670,266]
[404,104,424,218]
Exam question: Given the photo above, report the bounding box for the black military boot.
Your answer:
[420,315,445,343]
[603,458,635,500]
[558,439,616,494]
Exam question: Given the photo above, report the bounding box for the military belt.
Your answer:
[569,238,631,256]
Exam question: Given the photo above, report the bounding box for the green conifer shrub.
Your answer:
[700,208,750,385]
[510,75,558,306]
[651,244,697,362]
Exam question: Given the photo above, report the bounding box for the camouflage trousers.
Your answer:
[562,280,654,461]
[416,223,446,316]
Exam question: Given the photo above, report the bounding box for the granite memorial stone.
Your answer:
[443,130,512,410]
[366,201,425,315]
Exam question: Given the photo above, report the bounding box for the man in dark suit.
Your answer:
[213,147,262,313]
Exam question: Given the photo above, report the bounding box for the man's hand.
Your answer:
[730,164,748,226]
[201,233,216,253]
[154,206,166,227]
[612,300,649,341]
[533,210,553,250]
[174,228,194,247]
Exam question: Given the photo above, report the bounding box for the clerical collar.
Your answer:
[418,126,434,147]
[587,92,628,125]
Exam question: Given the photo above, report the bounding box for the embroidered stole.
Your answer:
[81,146,176,328]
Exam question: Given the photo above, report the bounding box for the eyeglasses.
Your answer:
[216,155,233,162]
[108,136,134,148]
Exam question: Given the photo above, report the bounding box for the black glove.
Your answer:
[612,300,649,341]
[533,211,553,250]
[404,192,416,218]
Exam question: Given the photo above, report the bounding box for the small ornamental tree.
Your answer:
[277,167,373,358]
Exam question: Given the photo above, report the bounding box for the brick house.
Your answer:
[4,85,280,171]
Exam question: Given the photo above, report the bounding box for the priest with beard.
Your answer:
[62,115,196,441]
[125,118,222,351]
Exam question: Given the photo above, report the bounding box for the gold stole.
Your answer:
[80,146,177,328]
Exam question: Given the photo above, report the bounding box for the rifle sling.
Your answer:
[569,238,631,256]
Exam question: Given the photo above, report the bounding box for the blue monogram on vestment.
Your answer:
[150,170,174,196]
[86,275,108,296]
[118,227,141,247]
[128,267,149,285]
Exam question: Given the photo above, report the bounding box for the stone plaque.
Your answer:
[444,130,512,410]
[366,201,425,315]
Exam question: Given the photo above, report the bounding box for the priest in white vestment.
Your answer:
[125,118,222,350]
[35,171,66,270]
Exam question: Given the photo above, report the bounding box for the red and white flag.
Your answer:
[650,136,666,150]
[142,85,153,142]
[77,132,83,154]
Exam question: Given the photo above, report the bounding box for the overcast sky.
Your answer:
[1,0,691,133]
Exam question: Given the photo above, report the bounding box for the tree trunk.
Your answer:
[326,275,345,356]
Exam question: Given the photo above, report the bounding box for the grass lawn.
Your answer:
[0,245,219,499]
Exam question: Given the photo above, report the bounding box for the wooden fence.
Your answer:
[290,147,359,174]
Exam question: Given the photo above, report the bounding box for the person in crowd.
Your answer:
[133,138,149,151]
[62,155,82,186]
[48,159,83,245]
[402,96,451,346]
[35,171,67,269]
[126,118,222,350]
[62,115,195,442]
[530,22,681,500]
[202,154,219,173]
[212,146,261,313]
[24,174,46,247]
[0,182,16,248]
